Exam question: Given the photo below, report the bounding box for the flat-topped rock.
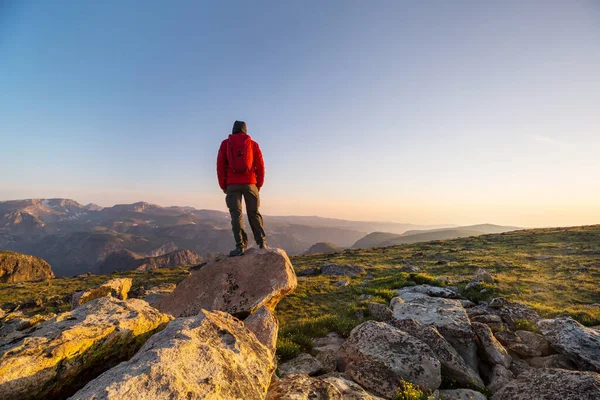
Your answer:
[397,284,461,299]
[158,247,297,318]
[70,310,275,400]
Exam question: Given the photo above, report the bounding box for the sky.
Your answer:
[1,1,599,227]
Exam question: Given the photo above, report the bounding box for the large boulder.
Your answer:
[279,353,324,377]
[0,297,171,400]
[71,278,133,309]
[244,305,278,354]
[339,321,441,399]
[391,293,478,371]
[472,322,511,368]
[139,283,177,308]
[390,318,484,388]
[491,368,600,400]
[70,310,275,400]
[0,250,54,283]
[537,317,600,372]
[266,373,384,399]
[158,247,297,318]
[487,364,514,393]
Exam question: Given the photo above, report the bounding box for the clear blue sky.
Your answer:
[1,1,599,226]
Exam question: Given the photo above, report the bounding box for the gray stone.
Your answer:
[439,389,487,400]
[367,302,393,322]
[397,284,461,299]
[266,373,384,399]
[279,353,324,377]
[487,364,514,393]
[537,317,600,372]
[244,306,278,355]
[339,321,442,398]
[491,368,600,400]
[392,293,478,372]
[472,322,511,368]
[313,332,346,352]
[515,330,550,356]
[390,318,484,389]
[526,354,577,370]
[333,280,349,287]
[298,267,321,276]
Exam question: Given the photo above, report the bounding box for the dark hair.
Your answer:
[232,120,247,134]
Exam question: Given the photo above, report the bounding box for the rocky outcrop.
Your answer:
[367,302,393,322]
[70,310,275,400]
[0,250,54,283]
[321,263,366,277]
[537,317,600,372]
[71,278,132,309]
[305,242,343,254]
[158,247,297,318]
[487,364,514,392]
[267,373,384,399]
[244,306,278,354]
[390,318,484,388]
[0,297,171,400]
[279,353,324,377]
[339,321,441,399]
[491,368,600,400]
[392,292,478,371]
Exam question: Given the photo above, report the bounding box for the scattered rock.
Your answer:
[367,302,393,322]
[0,297,171,400]
[279,353,324,377]
[472,268,494,284]
[71,278,132,309]
[439,389,487,400]
[487,364,514,393]
[244,305,278,354]
[333,280,349,287]
[472,322,512,368]
[313,332,346,352]
[390,318,484,389]
[488,298,506,308]
[509,356,530,377]
[537,317,600,372]
[158,247,297,318]
[491,368,600,400]
[392,292,478,372]
[339,321,442,398]
[266,373,383,399]
[298,267,321,277]
[398,264,420,273]
[459,300,476,308]
[397,284,461,299]
[70,310,275,400]
[470,314,502,324]
[321,263,366,277]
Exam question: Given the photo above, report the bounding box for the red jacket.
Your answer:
[217,134,265,192]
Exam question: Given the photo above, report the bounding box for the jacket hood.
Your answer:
[232,120,247,134]
[228,133,252,142]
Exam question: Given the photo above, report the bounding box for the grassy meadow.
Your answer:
[1,225,599,364]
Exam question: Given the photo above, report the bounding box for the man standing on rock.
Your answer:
[217,120,267,256]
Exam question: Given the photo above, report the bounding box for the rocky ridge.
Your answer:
[1,250,599,399]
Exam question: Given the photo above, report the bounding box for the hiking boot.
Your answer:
[259,242,268,250]
[229,246,245,257]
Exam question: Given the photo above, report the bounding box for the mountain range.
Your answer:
[0,198,518,277]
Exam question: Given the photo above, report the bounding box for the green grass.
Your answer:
[1,225,599,367]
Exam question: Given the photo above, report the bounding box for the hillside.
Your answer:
[352,224,520,248]
[0,250,54,283]
[305,242,343,254]
[0,198,454,276]
[97,249,203,274]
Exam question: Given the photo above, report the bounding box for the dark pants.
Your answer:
[225,184,266,248]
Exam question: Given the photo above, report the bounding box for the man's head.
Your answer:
[232,120,247,134]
